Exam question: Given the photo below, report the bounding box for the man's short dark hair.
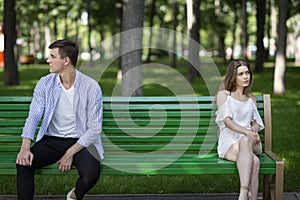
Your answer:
[49,39,79,67]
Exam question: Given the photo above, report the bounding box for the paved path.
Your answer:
[1,193,300,200]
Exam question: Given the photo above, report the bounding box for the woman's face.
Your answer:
[235,65,250,88]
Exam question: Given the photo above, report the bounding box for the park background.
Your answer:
[0,0,299,196]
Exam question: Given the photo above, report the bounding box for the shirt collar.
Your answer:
[55,73,61,85]
[54,70,79,87]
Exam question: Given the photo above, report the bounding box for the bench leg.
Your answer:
[274,161,284,200]
[263,166,284,200]
[263,174,272,200]
[263,151,284,200]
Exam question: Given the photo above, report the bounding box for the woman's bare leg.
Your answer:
[236,136,254,200]
[225,136,254,200]
[248,155,260,200]
[224,136,258,200]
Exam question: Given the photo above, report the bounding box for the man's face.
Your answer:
[47,48,66,73]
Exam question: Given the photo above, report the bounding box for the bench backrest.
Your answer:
[0,95,269,159]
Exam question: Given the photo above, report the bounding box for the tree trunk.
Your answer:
[266,0,271,60]
[187,0,200,83]
[64,11,69,39]
[53,16,58,40]
[273,0,289,95]
[255,0,266,73]
[3,0,19,86]
[87,0,92,52]
[146,0,156,63]
[230,6,238,60]
[44,25,51,59]
[170,0,178,68]
[115,0,123,81]
[215,0,226,63]
[295,36,300,64]
[240,0,248,60]
[33,23,41,58]
[121,0,144,96]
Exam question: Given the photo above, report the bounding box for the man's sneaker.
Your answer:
[66,187,75,200]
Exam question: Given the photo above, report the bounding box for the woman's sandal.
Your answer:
[240,186,250,200]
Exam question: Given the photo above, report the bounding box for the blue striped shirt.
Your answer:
[22,70,104,160]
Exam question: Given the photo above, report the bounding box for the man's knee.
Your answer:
[16,164,34,174]
[80,165,100,186]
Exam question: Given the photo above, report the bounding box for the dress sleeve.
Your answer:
[252,101,265,130]
[215,98,233,130]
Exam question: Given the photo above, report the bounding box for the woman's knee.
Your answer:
[239,136,253,149]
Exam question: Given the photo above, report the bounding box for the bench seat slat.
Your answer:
[0,111,29,118]
[0,96,32,102]
[103,104,214,111]
[0,120,26,126]
[102,128,217,135]
[0,104,30,110]
[103,111,216,118]
[102,96,215,103]
[102,119,214,126]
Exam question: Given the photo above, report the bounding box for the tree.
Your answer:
[255,0,266,73]
[121,0,144,96]
[287,13,300,63]
[286,0,300,63]
[187,0,200,83]
[240,0,248,60]
[146,0,157,63]
[226,0,240,60]
[274,0,289,95]
[170,0,179,68]
[214,0,227,62]
[3,0,19,86]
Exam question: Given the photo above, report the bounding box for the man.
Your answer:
[16,39,104,200]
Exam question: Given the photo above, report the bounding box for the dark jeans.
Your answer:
[16,136,100,200]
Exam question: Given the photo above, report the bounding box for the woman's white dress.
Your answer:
[215,95,264,158]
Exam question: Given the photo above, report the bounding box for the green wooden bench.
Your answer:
[0,95,283,200]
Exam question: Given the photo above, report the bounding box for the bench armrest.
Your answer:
[265,150,284,200]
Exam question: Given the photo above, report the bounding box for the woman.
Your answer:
[215,59,264,200]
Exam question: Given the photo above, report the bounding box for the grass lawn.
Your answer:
[0,59,299,195]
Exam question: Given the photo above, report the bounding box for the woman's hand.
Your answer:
[246,130,261,144]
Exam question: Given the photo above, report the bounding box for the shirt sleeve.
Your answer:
[76,83,103,147]
[215,98,233,130]
[22,78,46,140]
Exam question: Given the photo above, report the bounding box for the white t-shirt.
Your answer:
[46,85,78,138]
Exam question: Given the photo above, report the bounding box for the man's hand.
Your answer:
[58,142,83,172]
[58,151,73,172]
[16,138,33,166]
[16,148,34,166]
